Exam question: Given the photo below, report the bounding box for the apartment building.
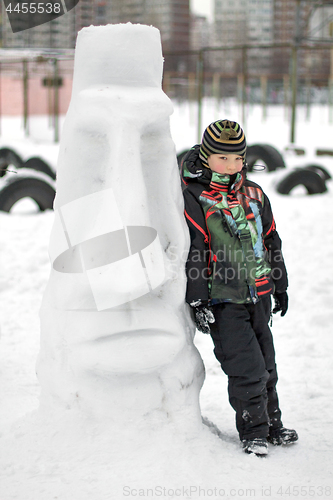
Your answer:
[190,14,210,51]
[1,0,96,48]
[306,3,333,78]
[106,0,190,70]
[0,0,190,71]
[212,0,274,74]
[273,0,331,80]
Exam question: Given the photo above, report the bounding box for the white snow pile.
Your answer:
[0,23,333,500]
[37,23,204,430]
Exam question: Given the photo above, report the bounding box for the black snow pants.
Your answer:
[209,295,282,441]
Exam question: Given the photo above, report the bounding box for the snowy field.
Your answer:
[0,100,333,500]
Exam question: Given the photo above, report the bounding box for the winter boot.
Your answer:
[242,437,268,457]
[267,427,298,446]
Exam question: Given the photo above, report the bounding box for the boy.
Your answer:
[182,119,298,456]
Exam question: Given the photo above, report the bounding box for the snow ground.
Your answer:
[0,102,333,500]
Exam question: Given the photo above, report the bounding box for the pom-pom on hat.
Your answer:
[199,119,247,167]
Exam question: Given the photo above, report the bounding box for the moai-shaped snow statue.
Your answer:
[37,23,205,429]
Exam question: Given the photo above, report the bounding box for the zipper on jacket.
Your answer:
[221,212,234,237]
[205,206,217,271]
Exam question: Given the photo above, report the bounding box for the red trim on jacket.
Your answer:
[265,218,276,237]
[184,209,209,244]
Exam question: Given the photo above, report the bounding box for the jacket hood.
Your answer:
[181,145,212,188]
[181,144,246,192]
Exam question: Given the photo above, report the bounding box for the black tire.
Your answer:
[0,147,24,177]
[247,144,286,172]
[23,157,56,180]
[304,164,332,181]
[0,177,55,212]
[276,168,327,195]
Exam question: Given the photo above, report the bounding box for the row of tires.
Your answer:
[0,147,56,180]
[0,144,331,213]
[177,143,331,195]
[0,147,56,212]
[177,144,287,172]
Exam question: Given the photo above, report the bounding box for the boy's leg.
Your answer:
[250,297,298,445]
[250,295,283,430]
[210,302,270,441]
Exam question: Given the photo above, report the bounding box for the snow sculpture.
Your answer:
[37,23,205,429]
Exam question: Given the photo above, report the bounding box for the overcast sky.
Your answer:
[191,0,214,21]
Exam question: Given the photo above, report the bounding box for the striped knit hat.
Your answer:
[199,119,246,167]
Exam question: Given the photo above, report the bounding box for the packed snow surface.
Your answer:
[1,105,333,499]
[1,26,333,500]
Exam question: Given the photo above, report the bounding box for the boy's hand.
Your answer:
[190,300,215,334]
[273,291,288,317]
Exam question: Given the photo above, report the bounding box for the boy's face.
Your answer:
[207,153,243,175]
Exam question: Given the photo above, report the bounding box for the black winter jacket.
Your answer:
[181,146,288,305]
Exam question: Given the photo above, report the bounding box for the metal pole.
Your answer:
[330,47,333,123]
[242,46,247,130]
[48,76,52,127]
[290,45,298,143]
[290,0,302,144]
[197,49,204,144]
[53,58,59,143]
[306,76,311,121]
[328,77,333,123]
[261,75,267,121]
[23,60,29,136]
[0,63,2,136]
[284,74,289,121]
